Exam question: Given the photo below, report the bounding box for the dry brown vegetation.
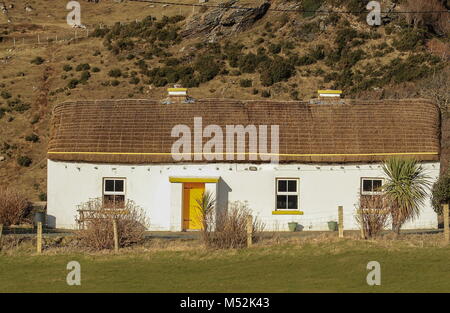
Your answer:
[355,195,390,239]
[0,187,31,226]
[200,199,264,249]
[76,198,149,250]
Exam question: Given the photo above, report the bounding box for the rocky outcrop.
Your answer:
[181,0,270,41]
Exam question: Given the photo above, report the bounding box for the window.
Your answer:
[276,178,299,210]
[103,178,126,208]
[361,178,384,195]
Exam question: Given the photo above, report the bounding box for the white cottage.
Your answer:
[47,93,441,231]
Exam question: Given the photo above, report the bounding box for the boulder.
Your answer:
[181,0,270,40]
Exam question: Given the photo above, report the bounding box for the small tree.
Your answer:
[431,170,450,215]
[382,158,431,235]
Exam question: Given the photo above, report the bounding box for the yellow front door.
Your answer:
[182,183,205,230]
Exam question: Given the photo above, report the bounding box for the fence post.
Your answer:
[359,210,366,239]
[37,222,42,254]
[246,215,253,247]
[338,206,344,238]
[0,224,3,249]
[113,218,119,253]
[444,203,449,244]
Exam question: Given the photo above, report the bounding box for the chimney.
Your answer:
[309,90,344,105]
[318,90,342,99]
[162,84,194,104]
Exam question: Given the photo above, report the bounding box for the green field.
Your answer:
[1,239,449,293]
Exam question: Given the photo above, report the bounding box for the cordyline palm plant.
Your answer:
[382,158,431,235]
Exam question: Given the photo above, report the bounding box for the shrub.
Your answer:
[76,63,91,71]
[108,68,122,78]
[7,98,30,112]
[63,64,73,72]
[393,28,426,51]
[1,90,11,99]
[198,194,264,249]
[239,79,252,88]
[431,171,450,215]
[38,192,47,202]
[80,71,91,84]
[25,133,39,143]
[259,57,294,86]
[17,156,32,167]
[76,198,149,250]
[194,55,220,83]
[0,187,31,226]
[261,90,271,98]
[67,79,79,89]
[355,195,390,239]
[30,57,45,65]
[92,67,101,73]
[268,43,282,54]
[129,77,140,85]
[111,80,120,86]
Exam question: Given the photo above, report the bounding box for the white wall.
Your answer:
[47,160,440,231]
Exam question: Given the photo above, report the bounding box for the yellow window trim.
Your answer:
[167,88,188,92]
[169,177,219,183]
[272,210,304,215]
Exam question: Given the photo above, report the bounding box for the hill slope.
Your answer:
[0,0,449,199]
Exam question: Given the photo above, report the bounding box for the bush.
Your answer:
[30,57,45,65]
[239,79,252,88]
[38,192,47,202]
[268,43,282,54]
[129,77,140,85]
[198,193,264,249]
[1,90,11,99]
[259,57,294,86]
[67,79,79,89]
[393,28,426,51]
[92,67,101,73]
[111,80,120,86]
[108,68,122,78]
[76,198,149,250]
[63,64,73,72]
[79,71,91,84]
[431,171,450,214]
[17,156,32,167]
[76,63,91,71]
[355,195,390,239]
[25,133,39,143]
[0,187,31,226]
[261,90,271,98]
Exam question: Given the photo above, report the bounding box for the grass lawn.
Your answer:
[1,238,449,293]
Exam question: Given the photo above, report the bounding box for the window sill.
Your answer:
[272,210,304,215]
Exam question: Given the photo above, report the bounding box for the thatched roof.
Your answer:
[48,98,440,164]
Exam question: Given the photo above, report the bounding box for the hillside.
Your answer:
[0,0,449,200]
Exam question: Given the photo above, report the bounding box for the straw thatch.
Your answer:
[47,98,440,164]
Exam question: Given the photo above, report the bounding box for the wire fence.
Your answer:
[0,28,91,51]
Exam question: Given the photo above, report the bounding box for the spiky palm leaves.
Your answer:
[382,158,431,234]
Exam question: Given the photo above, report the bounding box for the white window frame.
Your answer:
[360,177,384,196]
[103,178,126,207]
[275,178,300,210]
